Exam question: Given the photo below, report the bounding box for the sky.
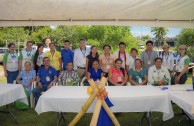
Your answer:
[131,26,182,38]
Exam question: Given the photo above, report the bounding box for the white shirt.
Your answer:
[113,51,130,69]
[20,48,36,70]
[43,47,50,53]
[128,56,140,70]
[175,55,190,72]
[159,52,174,71]
[148,65,171,85]
[73,47,91,70]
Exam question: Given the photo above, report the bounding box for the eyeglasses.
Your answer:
[179,48,185,50]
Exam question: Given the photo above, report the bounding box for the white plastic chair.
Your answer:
[80,77,87,86]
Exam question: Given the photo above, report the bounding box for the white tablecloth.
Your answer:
[0,84,28,106]
[162,84,194,119]
[35,85,174,121]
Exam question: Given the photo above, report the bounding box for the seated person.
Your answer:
[32,57,57,103]
[87,59,104,84]
[58,62,80,86]
[148,57,171,86]
[16,61,36,94]
[128,59,148,85]
[108,58,128,86]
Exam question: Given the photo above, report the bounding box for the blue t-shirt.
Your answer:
[17,70,36,93]
[128,68,147,84]
[61,48,74,70]
[88,68,103,81]
[37,66,57,85]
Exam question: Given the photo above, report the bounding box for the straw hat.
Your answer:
[162,43,170,48]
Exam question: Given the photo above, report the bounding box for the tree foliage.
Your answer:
[151,27,168,46]
[0,26,139,53]
[177,29,194,59]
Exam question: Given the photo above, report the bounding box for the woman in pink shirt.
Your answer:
[108,58,128,86]
[99,45,115,77]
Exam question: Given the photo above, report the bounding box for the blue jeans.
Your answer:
[32,85,48,104]
[7,70,19,84]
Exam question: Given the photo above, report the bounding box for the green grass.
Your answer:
[0,104,193,126]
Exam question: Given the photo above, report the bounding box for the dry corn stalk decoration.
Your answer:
[69,77,120,126]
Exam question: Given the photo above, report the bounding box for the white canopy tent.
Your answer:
[0,0,194,28]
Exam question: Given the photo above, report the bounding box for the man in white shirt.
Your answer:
[113,42,130,72]
[148,57,171,86]
[43,37,51,53]
[73,38,90,79]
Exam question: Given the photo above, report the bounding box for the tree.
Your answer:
[177,29,194,59]
[0,27,28,47]
[141,35,150,40]
[151,27,168,47]
[30,26,53,44]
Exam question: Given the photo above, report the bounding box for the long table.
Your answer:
[162,84,194,120]
[35,85,174,122]
[0,84,28,122]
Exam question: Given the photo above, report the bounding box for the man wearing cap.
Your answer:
[172,45,190,84]
[159,43,174,84]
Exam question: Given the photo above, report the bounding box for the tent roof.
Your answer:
[0,0,194,28]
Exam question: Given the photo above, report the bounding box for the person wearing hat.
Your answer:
[159,43,174,84]
[172,45,190,84]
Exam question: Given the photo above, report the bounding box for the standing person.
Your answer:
[141,40,158,70]
[159,43,174,84]
[173,45,190,84]
[113,42,130,72]
[58,62,80,86]
[128,59,148,86]
[61,40,74,70]
[73,38,90,79]
[16,61,36,94]
[86,45,99,76]
[108,58,128,86]
[32,57,57,103]
[44,43,62,76]
[3,43,19,84]
[159,43,174,72]
[33,44,44,73]
[19,41,35,71]
[128,48,139,70]
[43,37,51,53]
[148,58,171,86]
[99,45,115,77]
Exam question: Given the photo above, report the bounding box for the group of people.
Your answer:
[3,37,190,103]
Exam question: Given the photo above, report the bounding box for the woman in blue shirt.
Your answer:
[128,59,148,85]
[16,61,36,94]
[87,59,103,83]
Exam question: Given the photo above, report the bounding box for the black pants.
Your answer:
[176,72,187,84]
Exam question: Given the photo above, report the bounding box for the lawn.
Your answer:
[0,104,193,126]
